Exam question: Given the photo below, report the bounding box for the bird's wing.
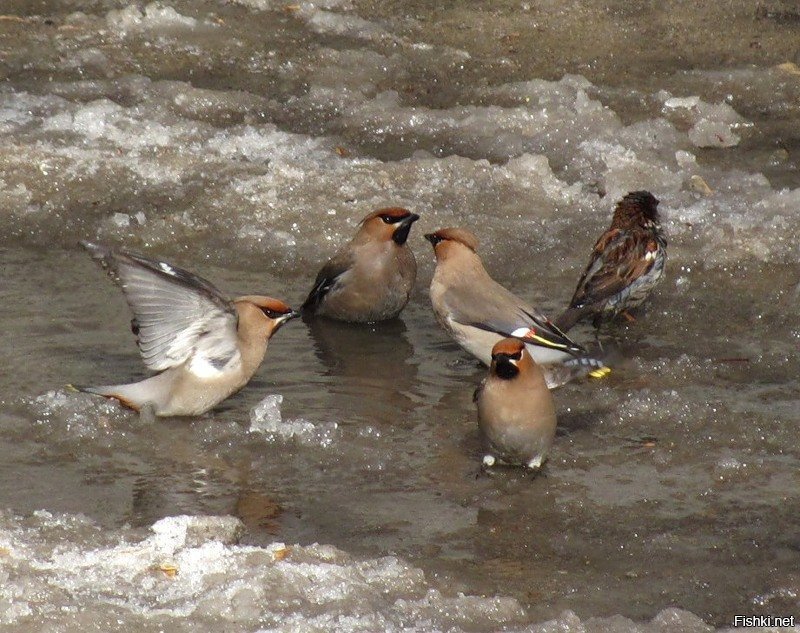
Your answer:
[442,278,585,356]
[569,228,662,309]
[83,242,240,373]
[301,250,354,313]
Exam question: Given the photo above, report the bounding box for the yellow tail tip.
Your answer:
[589,367,611,379]
[64,383,80,392]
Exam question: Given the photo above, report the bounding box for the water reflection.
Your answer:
[304,316,419,426]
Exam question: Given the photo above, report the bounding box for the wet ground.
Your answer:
[1,0,799,630]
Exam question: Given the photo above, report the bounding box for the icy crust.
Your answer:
[0,512,526,632]
[661,94,750,148]
[106,3,215,36]
[31,390,135,445]
[2,65,798,268]
[0,1,795,273]
[250,394,339,446]
[230,0,355,11]
[0,512,786,632]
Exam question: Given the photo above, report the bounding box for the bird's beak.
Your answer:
[274,309,301,329]
[392,213,420,245]
[284,309,301,322]
[493,352,520,366]
[424,232,437,245]
[491,353,521,379]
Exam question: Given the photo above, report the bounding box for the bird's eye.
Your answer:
[426,234,444,246]
[380,215,394,224]
[261,307,282,319]
[493,350,522,363]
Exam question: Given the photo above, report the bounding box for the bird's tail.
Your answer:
[66,383,142,411]
[553,305,593,333]
[568,356,611,379]
[540,356,610,389]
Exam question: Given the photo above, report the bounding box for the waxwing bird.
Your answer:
[554,191,666,332]
[74,242,299,417]
[425,227,609,389]
[302,207,419,323]
[475,338,557,470]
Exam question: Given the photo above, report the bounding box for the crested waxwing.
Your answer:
[554,191,666,332]
[425,227,609,389]
[475,338,557,470]
[73,242,299,417]
[302,207,419,323]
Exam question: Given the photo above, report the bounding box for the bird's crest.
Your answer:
[425,227,479,251]
[491,337,525,359]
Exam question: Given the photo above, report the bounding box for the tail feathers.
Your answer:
[67,383,142,411]
[540,356,610,390]
[553,305,593,333]
[565,356,611,378]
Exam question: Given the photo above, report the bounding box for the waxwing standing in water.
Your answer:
[475,337,557,470]
[554,191,666,332]
[424,227,609,389]
[302,207,420,323]
[73,242,299,417]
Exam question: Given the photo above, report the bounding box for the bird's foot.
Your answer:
[526,455,543,470]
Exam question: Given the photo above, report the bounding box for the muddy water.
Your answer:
[1,0,800,629]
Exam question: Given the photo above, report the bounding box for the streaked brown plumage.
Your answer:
[555,191,666,331]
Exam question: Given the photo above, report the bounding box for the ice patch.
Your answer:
[302,8,392,42]
[0,510,783,631]
[206,124,337,167]
[250,394,339,446]
[106,3,205,35]
[43,99,175,149]
[31,389,130,441]
[0,511,527,631]
[662,94,750,148]
[231,0,353,11]
[578,140,683,202]
[250,393,283,429]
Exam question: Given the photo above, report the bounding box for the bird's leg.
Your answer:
[138,403,157,425]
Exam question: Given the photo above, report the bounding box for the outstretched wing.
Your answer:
[82,242,240,373]
[568,228,661,310]
[442,278,585,357]
[301,250,353,313]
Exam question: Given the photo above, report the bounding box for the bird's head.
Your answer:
[424,227,479,260]
[239,296,300,334]
[613,191,661,228]
[490,337,530,380]
[359,207,420,245]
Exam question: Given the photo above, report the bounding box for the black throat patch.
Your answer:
[494,358,520,380]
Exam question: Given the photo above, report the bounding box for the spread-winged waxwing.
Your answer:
[73,242,299,416]
[554,191,666,331]
[475,337,557,470]
[425,227,609,389]
[302,207,419,323]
